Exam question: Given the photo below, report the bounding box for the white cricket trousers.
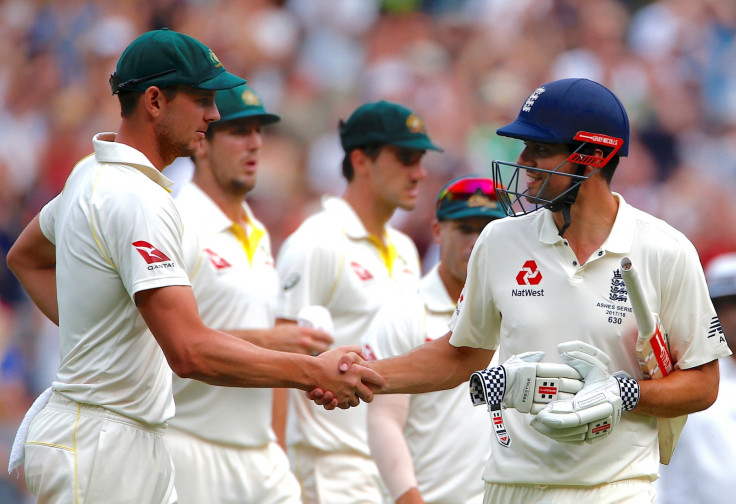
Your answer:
[166,427,301,504]
[288,444,389,504]
[23,392,177,504]
[483,478,657,504]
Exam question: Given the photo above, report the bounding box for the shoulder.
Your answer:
[387,227,419,254]
[283,208,346,249]
[628,206,699,262]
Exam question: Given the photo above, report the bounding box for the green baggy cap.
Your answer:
[213,84,281,126]
[339,100,442,152]
[110,28,245,94]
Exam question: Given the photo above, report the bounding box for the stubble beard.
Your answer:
[157,126,198,165]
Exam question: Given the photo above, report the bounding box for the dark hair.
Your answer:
[117,86,179,118]
[341,143,382,181]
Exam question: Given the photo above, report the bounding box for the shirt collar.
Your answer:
[538,192,634,253]
[179,182,262,234]
[93,132,174,190]
[322,195,373,239]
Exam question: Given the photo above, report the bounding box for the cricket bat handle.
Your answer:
[620,257,656,336]
[620,256,684,465]
[621,257,673,378]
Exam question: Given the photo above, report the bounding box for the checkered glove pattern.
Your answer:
[470,367,511,447]
[531,341,640,444]
[469,351,584,447]
[614,371,640,411]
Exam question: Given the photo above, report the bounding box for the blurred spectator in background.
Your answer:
[2,1,736,502]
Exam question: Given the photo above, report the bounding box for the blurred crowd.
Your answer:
[1,0,736,501]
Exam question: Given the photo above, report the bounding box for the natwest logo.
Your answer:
[516,260,542,285]
[132,241,171,264]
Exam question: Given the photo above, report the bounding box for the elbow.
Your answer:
[6,246,20,276]
[700,381,719,412]
[166,342,211,380]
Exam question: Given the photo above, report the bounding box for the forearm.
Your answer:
[634,360,719,417]
[369,333,494,394]
[7,214,59,324]
[180,330,320,389]
[367,395,417,500]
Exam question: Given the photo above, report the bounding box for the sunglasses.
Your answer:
[393,147,426,167]
[436,177,500,207]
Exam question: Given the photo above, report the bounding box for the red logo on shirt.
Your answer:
[204,248,232,270]
[362,343,377,361]
[132,241,172,264]
[516,260,542,285]
[350,261,373,281]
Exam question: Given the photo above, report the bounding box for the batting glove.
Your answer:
[531,341,640,444]
[469,351,584,447]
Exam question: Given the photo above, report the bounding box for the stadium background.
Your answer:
[1,0,735,501]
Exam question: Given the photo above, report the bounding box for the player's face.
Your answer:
[206,118,263,195]
[158,87,219,160]
[516,141,576,204]
[371,146,427,211]
[436,217,492,283]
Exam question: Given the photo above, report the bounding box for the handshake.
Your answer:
[470,341,640,446]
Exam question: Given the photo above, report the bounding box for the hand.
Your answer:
[531,341,640,443]
[268,324,334,355]
[468,350,583,447]
[469,351,584,414]
[396,487,425,504]
[308,346,385,410]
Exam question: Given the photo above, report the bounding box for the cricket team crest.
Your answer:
[610,268,628,302]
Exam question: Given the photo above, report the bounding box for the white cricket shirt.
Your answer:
[39,132,191,425]
[449,193,731,486]
[364,265,491,503]
[276,196,421,455]
[169,182,278,446]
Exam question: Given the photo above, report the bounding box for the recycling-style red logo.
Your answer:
[516,260,542,285]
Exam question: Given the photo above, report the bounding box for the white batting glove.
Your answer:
[531,341,640,444]
[469,351,584,447]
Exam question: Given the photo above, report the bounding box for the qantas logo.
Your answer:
[350,261,373,281]
[516,260,542,285]
[204,248,231,270]
[362,343,377,361]
[132,241,171,264]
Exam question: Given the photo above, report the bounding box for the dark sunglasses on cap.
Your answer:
[436,177,500,207]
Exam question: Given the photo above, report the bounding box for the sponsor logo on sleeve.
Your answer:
[708,316,725,343]
[132,241,176,270]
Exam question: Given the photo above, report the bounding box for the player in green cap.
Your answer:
[6,30,382,503]
[167,83,332,504]
[274,100,441,504]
